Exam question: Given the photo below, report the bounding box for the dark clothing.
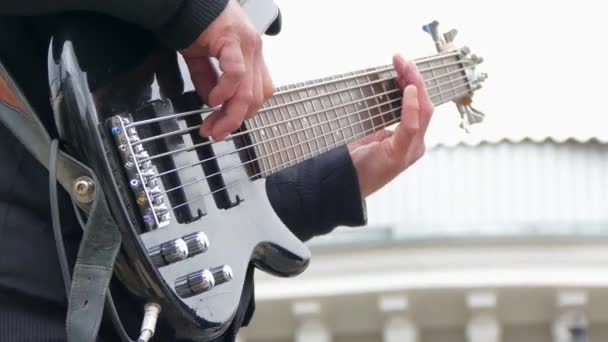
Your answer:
[0,0,230,50]
[0,1,367,341]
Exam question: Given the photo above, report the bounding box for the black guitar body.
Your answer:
[48,15,309,341]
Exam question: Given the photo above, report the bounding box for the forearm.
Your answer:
[266,145,367,242]
[0,0,229,49]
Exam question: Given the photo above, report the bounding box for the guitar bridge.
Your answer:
[110,115,171,229]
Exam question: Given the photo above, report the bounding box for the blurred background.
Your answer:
[239,0,608,341]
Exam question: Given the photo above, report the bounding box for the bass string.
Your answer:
[171,111,402,210]
[125,51,464,129]
[149,77,472,185]
[139,71,470,163]
[151,96,403,181]
[159,102,404,197]
[168,85,475,210]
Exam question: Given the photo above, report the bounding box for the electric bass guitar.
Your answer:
[0,3,486,340]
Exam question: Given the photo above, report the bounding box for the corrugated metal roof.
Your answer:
[313,138,608,244]
[430,135,608,148]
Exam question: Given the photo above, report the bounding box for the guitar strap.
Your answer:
[0,62,122,342]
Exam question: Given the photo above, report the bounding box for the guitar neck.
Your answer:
[245,51,474,177]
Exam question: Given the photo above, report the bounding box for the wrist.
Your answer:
[350,144,400,198]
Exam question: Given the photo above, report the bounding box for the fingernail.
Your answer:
[212,130,228,141]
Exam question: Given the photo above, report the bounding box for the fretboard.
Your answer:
[245,51,472,177]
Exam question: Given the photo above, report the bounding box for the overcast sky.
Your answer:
[261,0,606,147]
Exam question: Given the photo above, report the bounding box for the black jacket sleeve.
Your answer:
[0,0,228,49]
[266,145,367,242]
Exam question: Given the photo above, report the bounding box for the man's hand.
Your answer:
[348,55,434,197]
[181,0,274,141]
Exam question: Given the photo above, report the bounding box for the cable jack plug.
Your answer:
[137,302,161,342]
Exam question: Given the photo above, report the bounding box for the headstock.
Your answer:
[424,20,488,132]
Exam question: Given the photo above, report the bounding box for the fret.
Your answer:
[439,56,456,102]
[306,82,331,154]
[378,72,401,123]
[354,71,376,133]
[334,76,357,143]
[340,71,363,139]
[272,86,296,163]
[297,81,321,157]
[284,91,305,164]
[285,83,312,159]
[322,74,349,147]
[301,81,325,156]
[258,115,280,176]
[373,67,390,129]
[418,59,438,104]
[249,115,273,176]
[316,79,338,149]
[262,111,282,175]
[273,86,302,164]
[366,70,388,130]
[447,54,471,101]
[267,88,292,167]
[346,72,368,136]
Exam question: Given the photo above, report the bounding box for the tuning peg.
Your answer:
[423,20,444,52]
[456,102,485,133]
[422,20,439,37]
[478,72,489,83]
[443,29,458,44]
[463,105,485,128]
[468,105,486,122]
[457,104,471,133]
[470,54,484,64]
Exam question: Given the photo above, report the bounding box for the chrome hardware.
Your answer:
[478,72,489,82]
[423,20,444,52]
[109,114,171,229]
[153,203,169,214]
[182,232,210,256]
[73,176,95,204]
[152,196,165,206]
[470,54,484,64]
[146,178,159,188]
[148,186,162,196]
[443,28,458,44]
[457,103,486,133]
[422,21,488,131]
[175,270,216,298]
[210,265,233,286]
[140,169,156,178]
[148,238,189,267]
[135,151,150,160]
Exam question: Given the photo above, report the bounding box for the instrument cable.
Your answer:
[50,139,160,342]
